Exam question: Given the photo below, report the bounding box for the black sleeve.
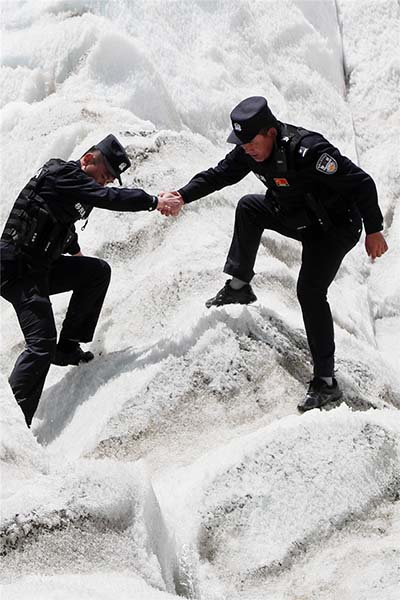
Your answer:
[54,163,157,212]
[178,146,251,203]
[297,136,383,234]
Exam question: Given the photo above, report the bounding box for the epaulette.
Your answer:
[297,145,309,158]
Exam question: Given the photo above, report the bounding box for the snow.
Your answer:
[2,573,178,600]
[1,0,400,598]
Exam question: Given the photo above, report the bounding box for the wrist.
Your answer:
[177,189,187,204]
[148,195,158,211]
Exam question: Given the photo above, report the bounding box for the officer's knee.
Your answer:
[100,258,111,280]
[237,195,256,213]
[93,258,112,284]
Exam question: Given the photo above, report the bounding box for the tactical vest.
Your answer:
[1,159,77,266]
[254,124,333,231]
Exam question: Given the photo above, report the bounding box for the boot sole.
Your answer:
[205,297,257,309]
[297,390,343,413]
[52,355,94,367]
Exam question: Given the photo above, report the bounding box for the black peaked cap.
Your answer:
[95,134,131,185]
[227,96,278,145]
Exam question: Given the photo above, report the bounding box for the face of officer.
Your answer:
[81,152,115,186]
[242,127,277,162]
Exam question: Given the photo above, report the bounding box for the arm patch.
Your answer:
[316,153,338,174]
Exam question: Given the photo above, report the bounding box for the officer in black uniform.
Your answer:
[159,97,388,411]
[0,134,176,428]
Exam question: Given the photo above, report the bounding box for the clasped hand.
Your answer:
[157,191,184,216]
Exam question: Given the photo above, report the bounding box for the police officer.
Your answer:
[159,96,388,411]
[0,134,178,428]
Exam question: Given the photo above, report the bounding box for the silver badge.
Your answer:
[233,122,242,131]
[119,162,127,171]
[298,146,309,158]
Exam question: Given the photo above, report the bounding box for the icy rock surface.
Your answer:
[1,1,399,599]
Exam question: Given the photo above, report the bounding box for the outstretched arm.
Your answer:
[54,161,157,212]
[156,147,251,217]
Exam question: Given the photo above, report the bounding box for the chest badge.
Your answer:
[274,177,290,187]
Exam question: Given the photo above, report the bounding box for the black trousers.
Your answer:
[1,249,111,426]
[224,194,362,378]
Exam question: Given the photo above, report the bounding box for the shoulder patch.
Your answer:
[316,153,337,174]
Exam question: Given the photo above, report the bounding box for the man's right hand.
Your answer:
[157,191,184,217]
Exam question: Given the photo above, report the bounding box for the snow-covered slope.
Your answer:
[1,1,399,599]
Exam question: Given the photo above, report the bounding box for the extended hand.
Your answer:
[157,191,184,217]
[365,232,388,259]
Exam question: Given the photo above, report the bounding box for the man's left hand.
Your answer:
[365,232,388,259]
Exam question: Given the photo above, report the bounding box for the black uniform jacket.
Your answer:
[34,159,156,255]
[178,124,383,235]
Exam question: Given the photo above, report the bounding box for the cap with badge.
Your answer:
[95,134,131,185]
[227,96,278,145]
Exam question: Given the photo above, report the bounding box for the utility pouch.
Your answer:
[25,205,55,250]
[16,197,70,265]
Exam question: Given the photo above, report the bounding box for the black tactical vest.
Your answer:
[1,159,77,266]
[251,123,332,230]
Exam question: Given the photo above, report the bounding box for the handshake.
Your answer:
[156,191,185,217]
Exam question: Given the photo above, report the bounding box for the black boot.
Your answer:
[297,377,342,412]
[205,280,257,308]
[53,340,94,366]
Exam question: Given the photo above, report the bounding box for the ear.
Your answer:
[268,127,277,140]
[81,152,95,166]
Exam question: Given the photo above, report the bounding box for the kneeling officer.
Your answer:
[0,134,168,427]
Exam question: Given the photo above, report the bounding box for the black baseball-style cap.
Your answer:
[95,134,131,185]
[227,96,278,145]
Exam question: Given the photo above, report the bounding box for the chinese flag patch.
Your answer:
[274,178,290,187]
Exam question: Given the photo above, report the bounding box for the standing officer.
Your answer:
[159,97,388,411]
[0,134,178,427]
